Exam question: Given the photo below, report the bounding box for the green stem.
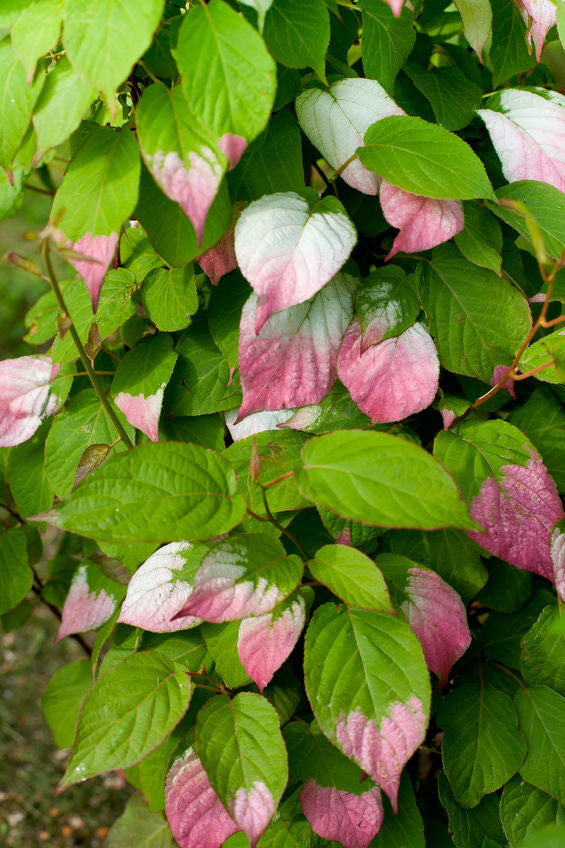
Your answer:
[260,488,310,561]
[41,239,134,450]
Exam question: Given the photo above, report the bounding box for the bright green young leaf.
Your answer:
[489,181,565,262]
[107,794,173,848]
[263,0,330,82]
[11,0,64,82]
[510,388,565,492]
[438,683,526,808]
[142,265,198,333]
[175,0,276,143]
[63,0,165,104]
[438,772,506,848]
[403,63,482,131]
[202,620,252,688]
[454,202,503,275]
[308,544,392,611]
[520,606,565,697]
[488,0,534,87]
[500,776,565,848]
[0,528,32,615]
[422,245,532,382]
[519,331,565,385]
[141,630,208,674]
[295,430,475,530]
[360,0,415,93]
[304,603,430,810]
[0,164,25,220]
[38,441,247,543]
[32,57,95,164]
[0,1,34,27]
[515,685,565,803]
[41,659,93,749]
[7,421,54,517]
[61,650,192,788]
[358,116,494,200]
[196,692,288,844]
[453,0,492,61]
[0,35,43,170]
[521,825,565,848]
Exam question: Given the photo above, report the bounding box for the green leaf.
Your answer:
[141,630,208,674]
[438,683,526,808]
[51,125,140,240]
[107,794,173,848]
[500,776,565,848]
[61,650,192,788]
[478,591,556,670]
[264,0,330,81]
[403,63,482,131]
[63,0,165,104]
[208,271,251,368]
[358,116,494,200]
[202,620,252,688]
[32,57,95,163]
[142,265,198,332]
[40,441,246,543]
[510,388,565,492]
[317,505,385,550]
[515,685,565,803]
[488,0,534,87]
[356,266,419,345]
[159,414,225,453]
[0,35,43,169]
[476,556,533,613]
[175,0,276,142]
[42,659,93,749]
[295,430,475,530]
[0,528,32,615]
[11,0,64,82]
[7,420,54,517]
[438,772,506,848]
[45,389,133,498]
[360,0,415,93]
[519,331,565,385]
[520,607,565,697]
[521,825,565,848]
[284,719,371,794]
[455,202,503,275]
[308,544,392,611]
[196,692,288,840]
[488,182,565,262]
[422,245,532,382]
[0,164,24,221]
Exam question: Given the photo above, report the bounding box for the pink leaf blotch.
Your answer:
[0,355,58,447]
[299,779,384,848]
[149,149,223,244]
[386,0,405,15]
[336,696,427,811]
[229,781,275,848]
[490,365,517,399]
[199,216,238,286]
[114,386,165,442]
[237,594,306,691]
[218,133,247,170]
[235,192,356,331]
[118,542,201,632]
[551,525,565,603]
[379,183,464,260]
[468,453,564,582]
[337,320,439,424]
[67,232,118,313]
[516,0,557,62]
[56,565,116,642]
[237,276,355,421]
[165,748,239,848]
[402,567,471,687]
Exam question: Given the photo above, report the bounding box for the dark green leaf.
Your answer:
[520,607,565,697]
[107,794,173,847]
[403,63,482,131]
[455,202,503,275]
[488,0,534,87]
[515,685,565,803]
[0,528,32,615]
[360,0,415,93]
[438,771,506,848]
[264,0,330,81]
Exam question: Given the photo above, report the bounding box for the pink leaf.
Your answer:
[165,747,239,848]
[490,365,517,399]
[229,782,275,848]
[337,320,439,424]
[237,274,356,421]
[402,567,471,687]
[199,214,238,286]
[67,232,118,312]
[237,593,307,691]
[468,453,564,582]
[441,408,456,431]
[477,90,565,192]
[117,542,202,632]
[56,564,117,642]
[380,183,464,260]
[114,387,165,442]
[149,149,223,244]
[299,779,384,848]
[515,0,557,62]
[551,523,565,603]
[234,192,356,331]
[218,133,247,170]
[336,696,427,811]
[386,0,406,14]
[0,355,58,447]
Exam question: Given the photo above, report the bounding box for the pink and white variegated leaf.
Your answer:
[0,355,59,447]
[66,232,118,313]
[165,747,240,848]
[296,79,404,195]
[198,209,238,285]
[477,89,565,192]
[551,519,565,603]
[355,266,420,349]
[337,320,439,424]
[237,588,310,692]
[117,541,209,632]
[224,408,295,442]
[468,452,564,582]
[56,561,125,642]
[174,533,303,623]
[515,0,557,62]
[237,273,356,421]
[234,190,357,331]
[300,780,383,848]
[379,182,464,260]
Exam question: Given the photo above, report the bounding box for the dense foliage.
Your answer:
[1,0,565,845]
